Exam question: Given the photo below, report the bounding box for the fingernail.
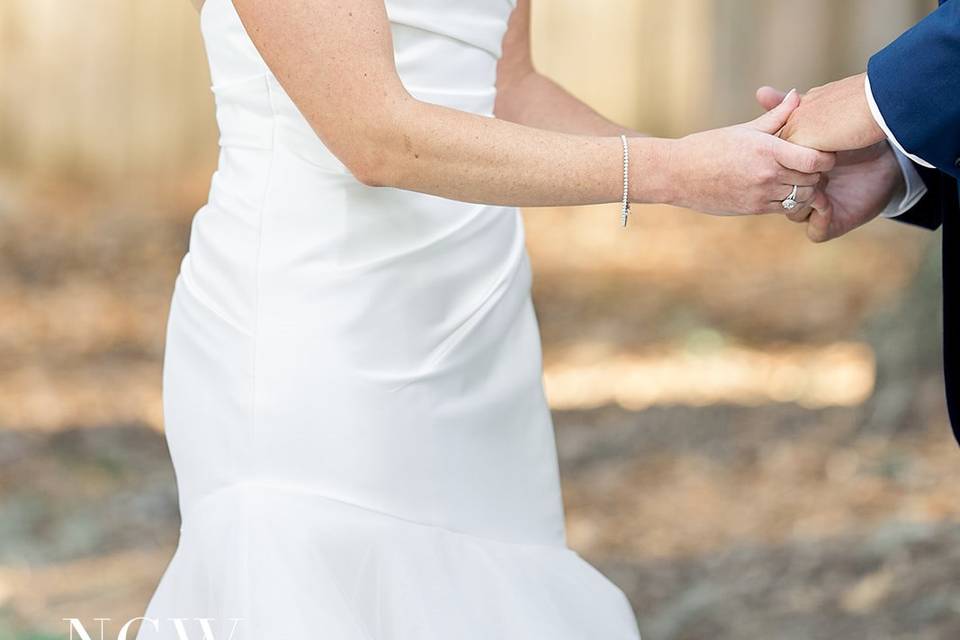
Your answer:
[782,88,797,103]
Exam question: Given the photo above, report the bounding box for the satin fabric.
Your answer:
[136,1,642,637]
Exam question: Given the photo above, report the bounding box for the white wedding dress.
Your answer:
[137,0,642,637]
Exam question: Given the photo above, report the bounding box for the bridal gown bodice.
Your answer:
[137,1,641,638]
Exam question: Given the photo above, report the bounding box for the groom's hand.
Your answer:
[757,87,904,243]
[764,73,886,153]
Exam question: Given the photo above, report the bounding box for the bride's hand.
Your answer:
[658,89,835,216]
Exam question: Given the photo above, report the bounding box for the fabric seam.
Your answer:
[249,75,276,462]
[245,61,278,640]
[183,480,572,554]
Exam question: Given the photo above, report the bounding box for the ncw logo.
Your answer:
[63,617,242,640]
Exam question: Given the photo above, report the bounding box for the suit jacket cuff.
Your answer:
[864,74,935,170]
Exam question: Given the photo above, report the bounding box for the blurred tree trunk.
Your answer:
[0,0,217,187]
[534,0,937,135]
[864,238,945,437]
[707,0,938,128]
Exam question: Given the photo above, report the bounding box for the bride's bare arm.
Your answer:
[231,0,834,214]
[494,0,640,137]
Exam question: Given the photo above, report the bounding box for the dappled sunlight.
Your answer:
[544,341,875,410]
[0,364,164,433]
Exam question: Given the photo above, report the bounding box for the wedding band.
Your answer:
[781,185,800,211]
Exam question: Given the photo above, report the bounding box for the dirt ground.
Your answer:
[1,180,958,639]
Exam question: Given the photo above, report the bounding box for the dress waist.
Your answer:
[209,71,498,177]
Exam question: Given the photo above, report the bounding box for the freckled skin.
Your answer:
[228,0,830,214]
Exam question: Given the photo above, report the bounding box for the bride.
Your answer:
[137,1,832,638]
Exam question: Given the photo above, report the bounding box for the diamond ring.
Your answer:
[781,185,800,211]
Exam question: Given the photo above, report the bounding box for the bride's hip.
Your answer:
[162,269,558,535]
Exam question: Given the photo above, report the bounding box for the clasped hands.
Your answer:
[756,73,903,242]
[670,73,905,243]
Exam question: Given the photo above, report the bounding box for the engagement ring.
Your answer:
[781,185,800,211]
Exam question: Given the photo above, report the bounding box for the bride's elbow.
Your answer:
[332,131,396,187]
[349,153,392,187]
[335,97,418,188]
[350,141,412,188]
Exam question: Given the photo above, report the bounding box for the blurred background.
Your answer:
[2,0,958,638]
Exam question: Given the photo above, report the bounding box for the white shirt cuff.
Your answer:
[864,74,935,169]
[879,144,928,218]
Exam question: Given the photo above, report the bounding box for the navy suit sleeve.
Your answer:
[894,163,958,231]
[867,0,960,180]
